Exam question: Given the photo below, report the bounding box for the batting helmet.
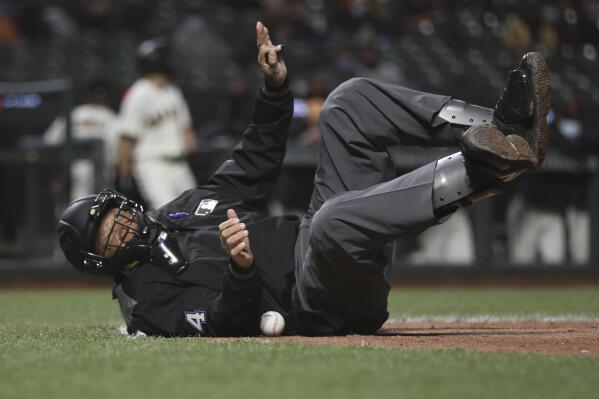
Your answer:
[136,37,172,75]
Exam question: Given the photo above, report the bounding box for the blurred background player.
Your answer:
[116,37,200,209]
[507,100,595,265]
[44,80,118,200]
[404,209,475,265]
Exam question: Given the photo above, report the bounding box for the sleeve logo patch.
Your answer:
[184,310,207,333]
[195,199,218,216]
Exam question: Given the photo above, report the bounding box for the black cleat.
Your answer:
[493,52,551,168]
[460,124,537,182]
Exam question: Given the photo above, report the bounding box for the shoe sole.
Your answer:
[507,134,536,161]
[461,125,537,171]
[522,52,551,167]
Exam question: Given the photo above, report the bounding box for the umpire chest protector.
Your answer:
[120,187,300,312]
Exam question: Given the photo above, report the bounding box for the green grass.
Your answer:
[1,287,598,399]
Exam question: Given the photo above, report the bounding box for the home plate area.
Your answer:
[221,316,599,357]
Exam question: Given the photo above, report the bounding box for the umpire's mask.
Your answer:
[57,189,187,277]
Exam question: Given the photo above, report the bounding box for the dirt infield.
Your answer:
[250,321,599,357]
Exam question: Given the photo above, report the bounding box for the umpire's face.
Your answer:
[95,208,141,258]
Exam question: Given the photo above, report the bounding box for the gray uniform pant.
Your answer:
[293,78,463,335]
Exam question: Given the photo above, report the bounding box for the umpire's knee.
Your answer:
[321,78,373,112]
[320,78,374,133]
[329,77,373,101]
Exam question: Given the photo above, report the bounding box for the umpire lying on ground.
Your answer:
[58,22,550,337]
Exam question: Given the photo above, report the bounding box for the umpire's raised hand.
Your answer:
[256,21,287,87]
[219,209,254,269]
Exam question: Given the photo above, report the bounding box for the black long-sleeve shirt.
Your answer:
[113,82,300,337]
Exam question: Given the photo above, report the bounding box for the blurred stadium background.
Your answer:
[1,0,599,283]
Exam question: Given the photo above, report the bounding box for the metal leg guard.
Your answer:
[438,99,494,127]
[432,152,500,218]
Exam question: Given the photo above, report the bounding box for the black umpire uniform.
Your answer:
[114,77,482,337]
[114,81,300,337]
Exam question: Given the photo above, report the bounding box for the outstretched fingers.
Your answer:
[257,21,284,63]
[255,21,288,90]
[256,21,272,48]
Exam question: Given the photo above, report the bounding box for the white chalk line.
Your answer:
[387,314,599,323]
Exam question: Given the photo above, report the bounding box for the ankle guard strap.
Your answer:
[438,99,494,127]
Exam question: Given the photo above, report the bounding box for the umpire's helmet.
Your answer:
[57,190,147,276]
[136,37,172,75]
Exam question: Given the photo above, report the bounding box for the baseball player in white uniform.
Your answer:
[44,81,118,199]
[116,38,199,209]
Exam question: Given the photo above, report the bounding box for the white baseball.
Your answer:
[260,311,285,336]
